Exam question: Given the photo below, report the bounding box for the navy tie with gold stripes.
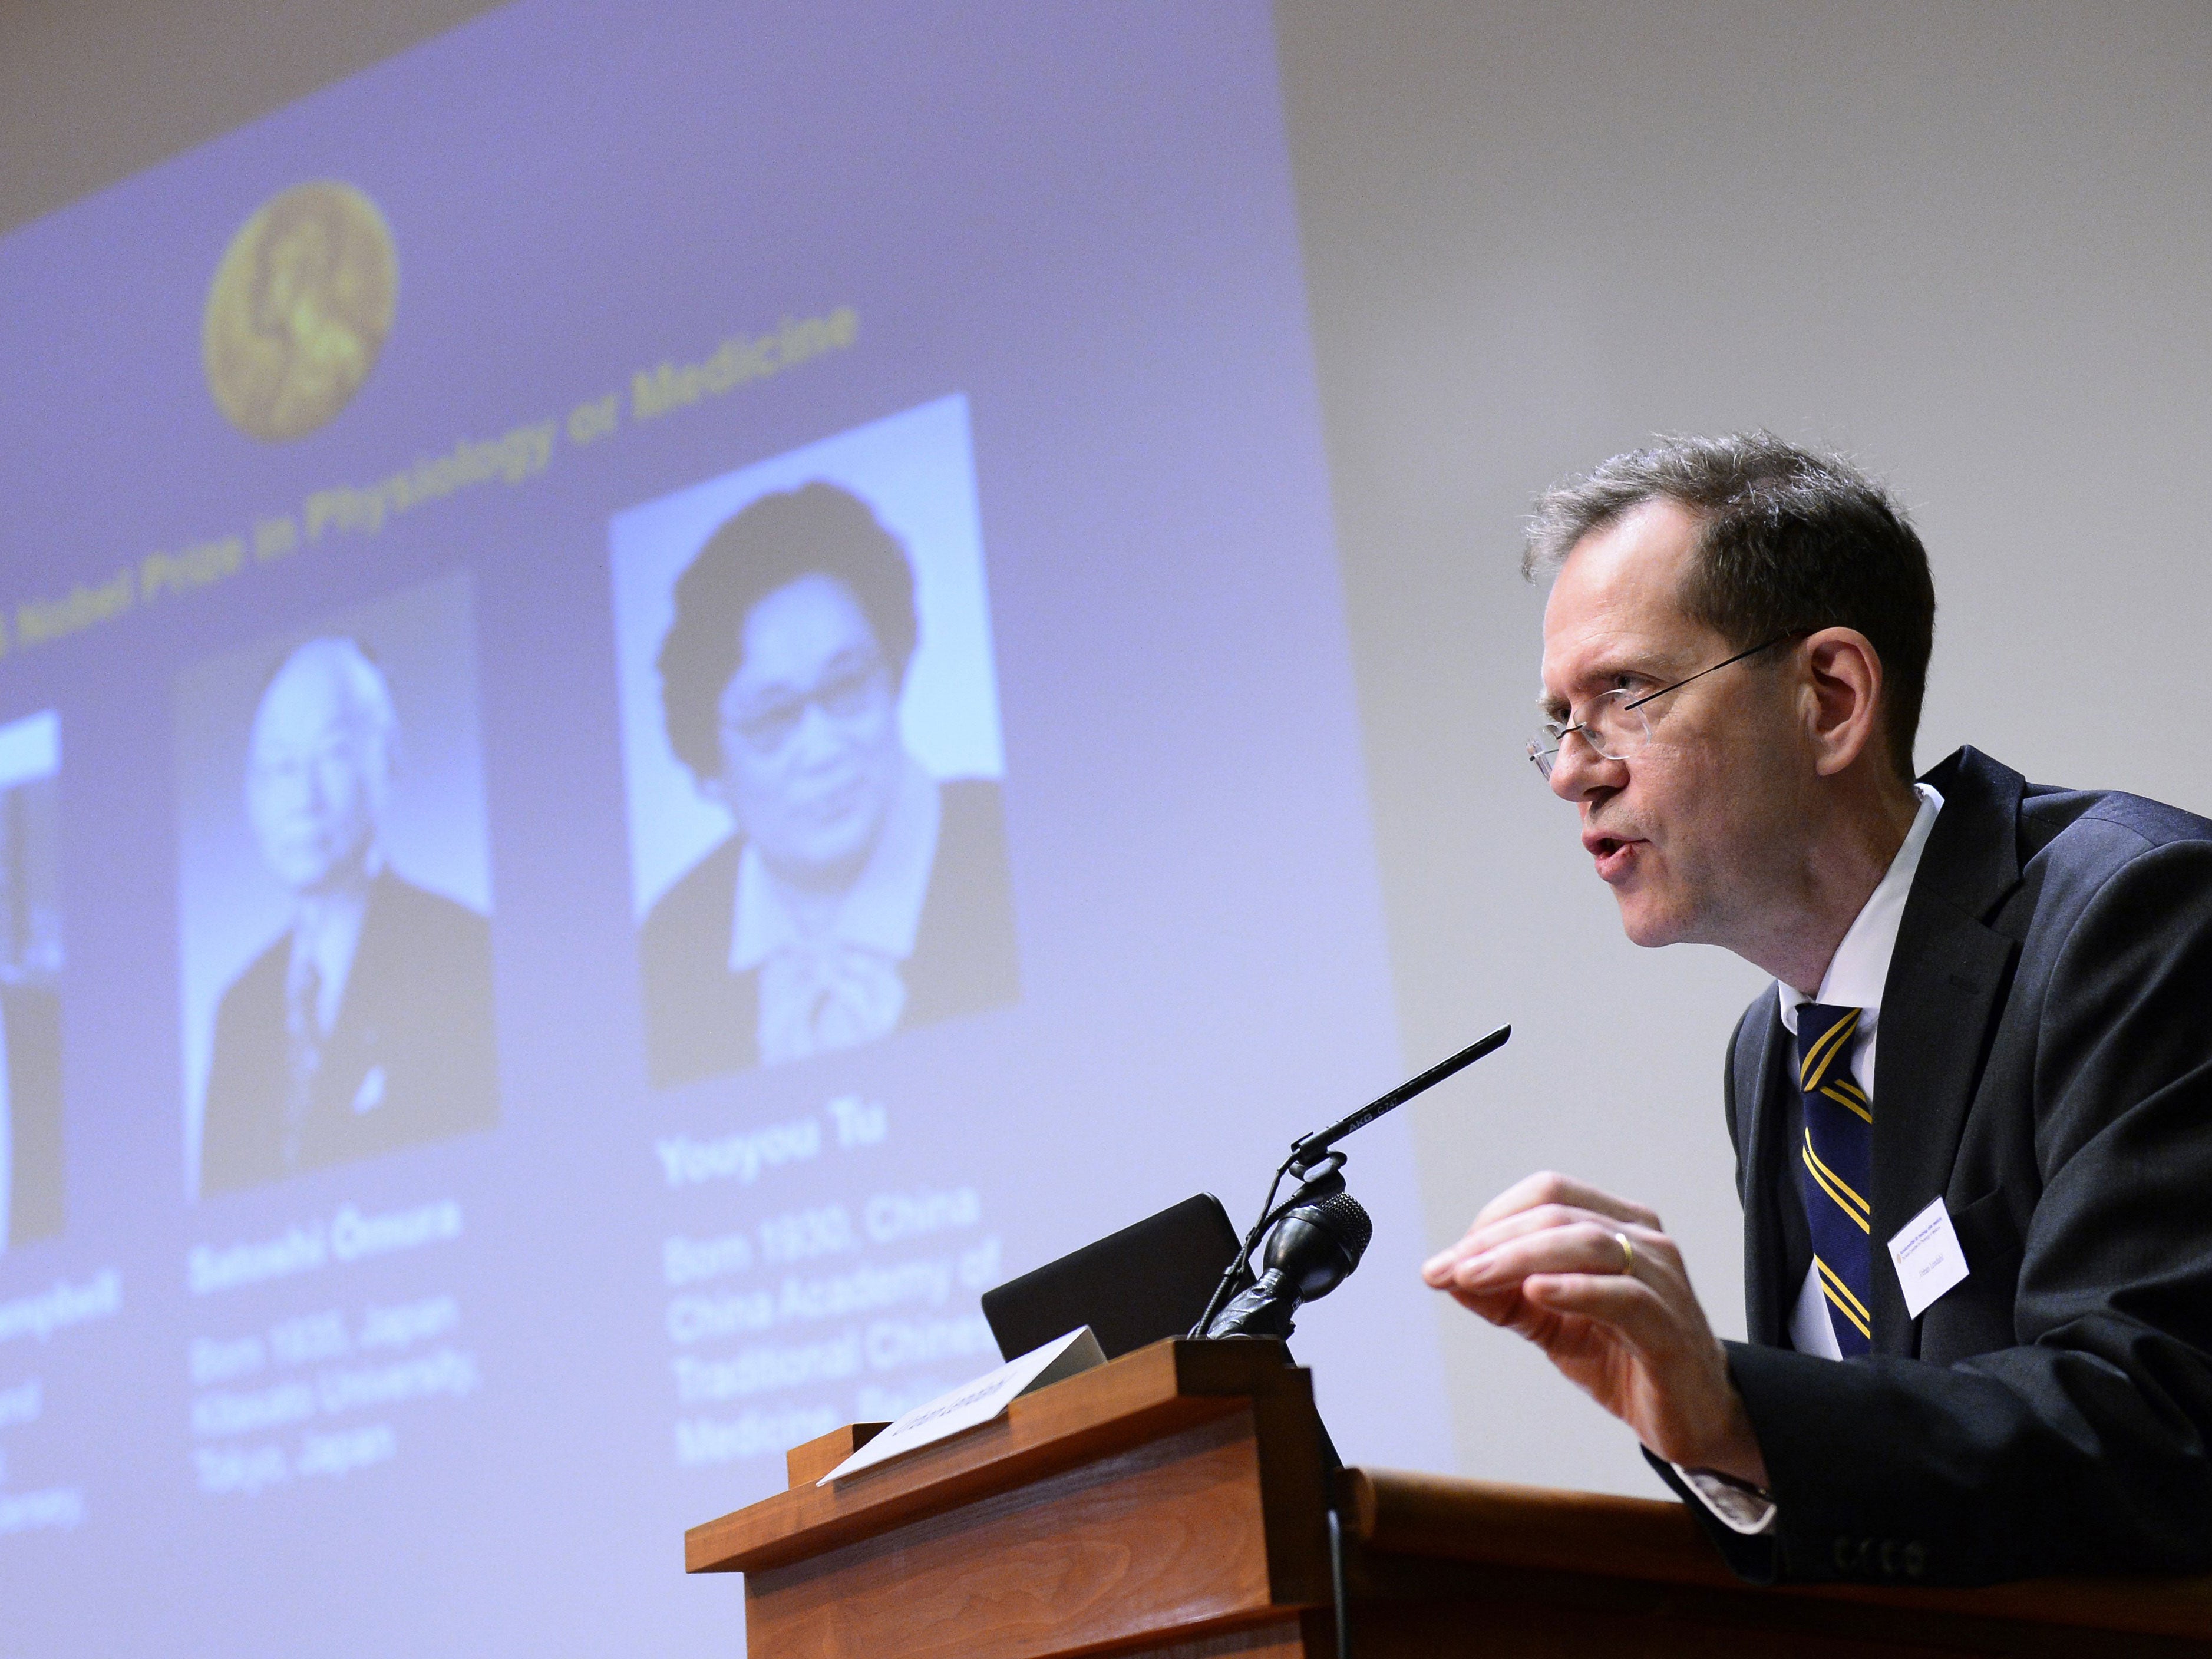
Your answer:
[1795,1002,1874,1356]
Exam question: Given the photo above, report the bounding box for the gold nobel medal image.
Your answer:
[203,181,398,442]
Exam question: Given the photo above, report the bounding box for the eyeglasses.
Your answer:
[1527,633,1802,780]
[723,656,890,755]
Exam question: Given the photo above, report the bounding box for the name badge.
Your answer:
[1888,1195,1969,1318]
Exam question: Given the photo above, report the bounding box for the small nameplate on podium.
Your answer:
[818,1326,1107,1485]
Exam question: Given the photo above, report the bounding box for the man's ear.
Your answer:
[1801,627,1886,778]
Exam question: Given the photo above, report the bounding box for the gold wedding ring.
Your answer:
[1615,1231,1636,1275]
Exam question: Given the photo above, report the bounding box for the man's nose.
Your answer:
[1547,729,1623,803]
[266,762,315,805]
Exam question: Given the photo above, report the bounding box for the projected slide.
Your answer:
[0,3,1448,1653]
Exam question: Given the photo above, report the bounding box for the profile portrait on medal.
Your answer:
[0,710,65,1251]
[174,571,498,1199]
[202,180,398,444]
[609,393,1020,1089]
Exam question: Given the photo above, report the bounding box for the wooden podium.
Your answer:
[686,1339,2212,1657]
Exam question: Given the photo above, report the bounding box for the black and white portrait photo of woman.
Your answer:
[610,398,1020,1089]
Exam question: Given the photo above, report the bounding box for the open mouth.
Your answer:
[1588,835,1643,881]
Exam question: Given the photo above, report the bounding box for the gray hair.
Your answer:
[254,636,402,795]
[270,636,397,743]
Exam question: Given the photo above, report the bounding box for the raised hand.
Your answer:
[1421,1169,1768,1486]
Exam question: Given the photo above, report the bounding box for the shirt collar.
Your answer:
[1778,782,1943,1032]
[731,758,942,971]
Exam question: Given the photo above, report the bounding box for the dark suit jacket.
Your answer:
[1656,746,2212,1585]
[638,777,1021,1088]
[199,872,499,1197]
[3,983,62,1246]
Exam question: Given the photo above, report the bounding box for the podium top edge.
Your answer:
[1341,1467,2212,1639]
[685,1337,1309,1575]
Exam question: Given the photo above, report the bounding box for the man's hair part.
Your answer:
[1523,432,1935,781]
[658,481,919,785]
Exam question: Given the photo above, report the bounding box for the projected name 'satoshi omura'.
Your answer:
[202,181,398,443]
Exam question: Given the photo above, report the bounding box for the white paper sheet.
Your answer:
[818,1326,1108,1485]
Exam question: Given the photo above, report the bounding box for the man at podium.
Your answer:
[1424,434,2212,1585]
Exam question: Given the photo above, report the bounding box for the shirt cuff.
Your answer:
[1672,1463,1778,1535]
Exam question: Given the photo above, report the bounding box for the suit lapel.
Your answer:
[311,874,396,1126]
[1867,748,2023,1356]
[1735,995,1794,1348]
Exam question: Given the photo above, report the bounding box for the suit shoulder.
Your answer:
[639,837,740,958]
[936,778,1009,867]
[939,776,1006,828]
[215,933,292,1018]
[375,874,491,941]
[2020,783,2212,875]
[0,981,58,1034]
[925,778,1016,914]
[2078,791,2212,852]
[900,776,1019,1020]
[642,836,741,930]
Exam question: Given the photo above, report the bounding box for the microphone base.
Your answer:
[1203,1274,1300,1340]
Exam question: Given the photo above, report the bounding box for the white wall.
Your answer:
[6,0,2208,1502]
[0,0,501,239]
[1279,0,2212,1493]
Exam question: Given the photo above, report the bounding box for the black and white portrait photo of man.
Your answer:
[196,633,498,1196]
[636,479,1020,1086]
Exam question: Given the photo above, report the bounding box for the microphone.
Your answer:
[1191,1024,1511,1340]
[1287,1024,1510,1175]
[1205,1182,1374,1339]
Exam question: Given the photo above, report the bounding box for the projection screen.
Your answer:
[0,3,1465,1650]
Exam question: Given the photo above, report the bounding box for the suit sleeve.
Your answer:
[1728,838,2212,1585]
[1648,1004,1791,1582]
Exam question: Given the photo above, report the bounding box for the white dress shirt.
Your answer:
[1775,782,1943,1359]
[1678,782,1944,1533]
[286,865,375,1039]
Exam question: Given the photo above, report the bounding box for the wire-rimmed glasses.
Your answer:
[722,653,890,755]
[1527,633,1803,780]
